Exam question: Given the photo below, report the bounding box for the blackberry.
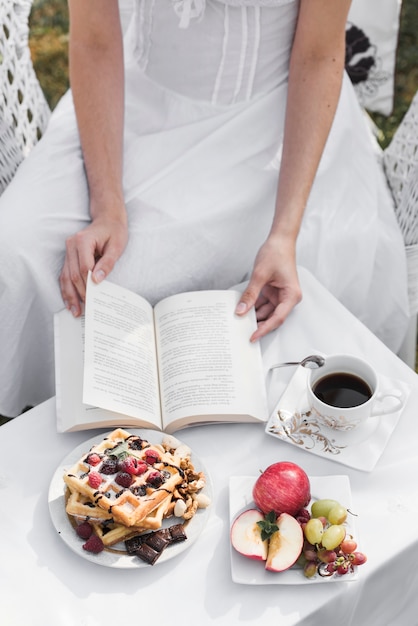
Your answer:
[130,484,147,497]
[115,471,133,488]
[128,436,144,450]
[147,471,164,488]
[100,457,119,474]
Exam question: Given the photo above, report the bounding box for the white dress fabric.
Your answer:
[0,0,409,416]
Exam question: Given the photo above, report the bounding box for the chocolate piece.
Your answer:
[169,524,187,543]
[145,530,170,552]
[125,523,187,564]
[125,534,147,555]
[135,542,161,565]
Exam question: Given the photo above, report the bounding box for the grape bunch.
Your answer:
[295,498,367,578]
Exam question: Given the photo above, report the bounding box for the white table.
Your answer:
[2,267,418,626]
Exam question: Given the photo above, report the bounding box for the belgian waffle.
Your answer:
[63,428,185,527]
[66,489,113,522]
[66,488,172,530]
[89,495,173,546]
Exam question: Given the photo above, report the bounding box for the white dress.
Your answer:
[0,0,409,416]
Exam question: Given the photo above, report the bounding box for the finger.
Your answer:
[91,241,123,284]
[235,273,265,316]
[76,228,111,295]
[255,301,275,321]
[254,292,269,310]
[59,263,83,317]
[62,234,93,311]
[250,315,282,342]
[251,297,300,341]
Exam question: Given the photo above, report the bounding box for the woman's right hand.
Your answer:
[62,1,127,316]
[59,210,128,316]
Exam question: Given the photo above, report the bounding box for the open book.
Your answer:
[54,274,269,433]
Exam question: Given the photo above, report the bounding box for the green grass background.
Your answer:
[29,0,418,147]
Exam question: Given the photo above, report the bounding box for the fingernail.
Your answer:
[64,300,69,310]
[71,305,78,317]
[94,269,105,283]
[235,302,247,314]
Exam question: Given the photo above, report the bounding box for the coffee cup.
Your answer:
[306,354,404,431]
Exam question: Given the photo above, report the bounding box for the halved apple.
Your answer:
[230,509,268,561]
[265,512,303,572]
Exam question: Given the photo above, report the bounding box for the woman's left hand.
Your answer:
[235,234,302,341]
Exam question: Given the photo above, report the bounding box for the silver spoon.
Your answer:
[269,354,325,371]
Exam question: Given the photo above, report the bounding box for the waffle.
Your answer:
[89,495,173,546]
[63,428,185,527]
[66,487,172,530]
[66,488,113,522]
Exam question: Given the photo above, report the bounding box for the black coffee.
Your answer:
[313,373,373,408]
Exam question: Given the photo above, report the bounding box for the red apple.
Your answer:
[265,512,304,572]
[252,461,311,517]
[230,509,268,561]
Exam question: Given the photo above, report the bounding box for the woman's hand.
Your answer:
[235,234,302,341]
[235,0,350,341]
[59,211,128,316]
[62,1,126,316]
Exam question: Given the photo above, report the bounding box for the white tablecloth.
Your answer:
[2,267,418,626]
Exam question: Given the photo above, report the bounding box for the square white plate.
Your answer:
[265,366,410,472]
[229,474,359,585]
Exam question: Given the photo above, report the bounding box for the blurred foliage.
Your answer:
[370,0,418,147]
[29,0,417,144]
[29,0,69,110]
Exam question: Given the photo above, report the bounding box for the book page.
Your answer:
[83,274,161,425]
[154,290,268,430]
[54,310,145,432]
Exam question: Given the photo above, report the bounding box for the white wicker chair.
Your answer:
[383,91,418,368]
[0,0,51,195]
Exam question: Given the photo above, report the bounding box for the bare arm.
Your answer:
[236,0,352,339]
[60,0,128,315]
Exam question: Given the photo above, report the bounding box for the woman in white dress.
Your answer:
[0,0,409,416]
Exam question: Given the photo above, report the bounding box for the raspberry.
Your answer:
[144,450,160,465]
[88,471,102,489]
[86,453,101,466]
[115,471,133,488]
[75,521,93,540]
[134,460,148,475]
[82,534,104,554]
[119,457,148,476]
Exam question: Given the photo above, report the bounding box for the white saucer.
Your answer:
[265,366,410,472]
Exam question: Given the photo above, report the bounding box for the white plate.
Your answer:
[48,429,212,568]
[229,474,358,585]
[265,366,410,472]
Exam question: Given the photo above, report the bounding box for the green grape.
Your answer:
[321,524,346,550]
[311,498,340,519]
[327,503,348,525]
[304,518,324,545]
